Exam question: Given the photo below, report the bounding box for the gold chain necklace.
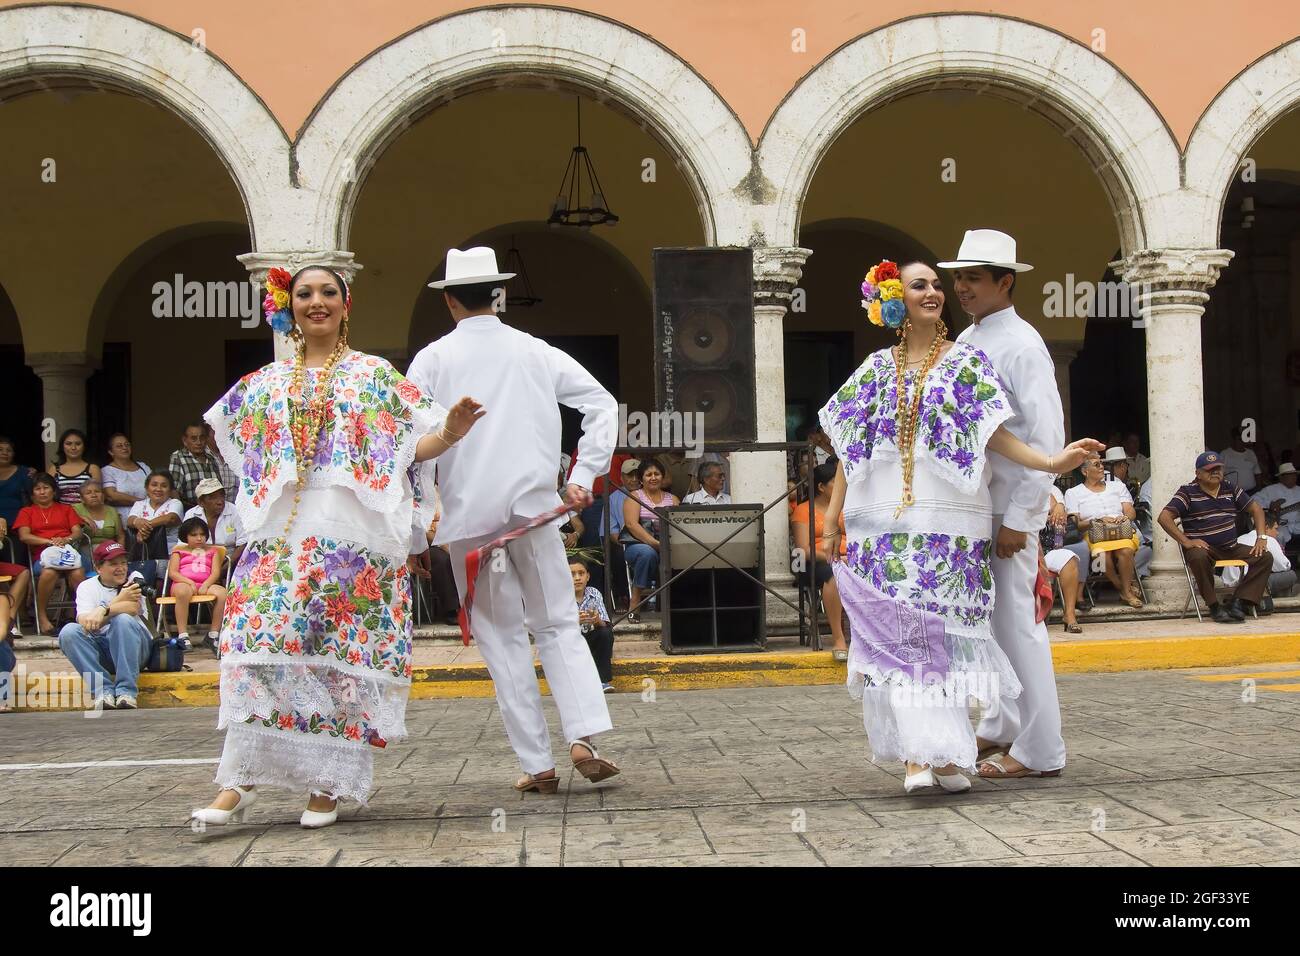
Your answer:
[893,325,948,519]
[284,335,349,536]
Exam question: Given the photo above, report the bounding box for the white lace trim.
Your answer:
[237,513,414,565]
[861,685,981,771]
[846,628,1022,707]
[218,652,411,688]
[215,722,376,804]
[218,659,410,744]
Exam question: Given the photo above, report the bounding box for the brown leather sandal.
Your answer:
[976,753,1063,779]
[570,739,621,783]
[514,772,560,794]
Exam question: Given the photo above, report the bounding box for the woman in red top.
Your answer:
[791,462,850,660]
[14,474,84,634]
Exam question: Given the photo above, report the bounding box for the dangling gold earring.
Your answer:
[340,313,350,350]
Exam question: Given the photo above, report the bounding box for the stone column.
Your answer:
[1112,248,1234,608]
[1044,340,1080,442]
[727,245,811,597]
[237,251,364,361]
[27,353,95,468]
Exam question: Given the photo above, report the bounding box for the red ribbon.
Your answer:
[457,503,575,646]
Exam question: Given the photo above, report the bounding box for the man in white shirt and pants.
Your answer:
[407,247,621,793]
[943,230,1066,778]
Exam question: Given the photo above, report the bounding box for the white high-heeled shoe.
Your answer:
[903,768,937,793]
[191,787,256,826]
[932,769,972,793]
[300,798,338,829]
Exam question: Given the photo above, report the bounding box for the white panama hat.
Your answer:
[428,246,516,289]
[937,229,1034,272]
[1278,462,1298,477]
[1102,446,1128,463]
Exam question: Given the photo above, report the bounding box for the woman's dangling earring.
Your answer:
[340,313,350,350]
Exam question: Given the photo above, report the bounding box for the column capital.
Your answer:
[1109,248,1234,295]
[237,250,364,285]
[26,353,96,377]
[752,245,812,306]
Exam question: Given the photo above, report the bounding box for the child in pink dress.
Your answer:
[166,517,227,654]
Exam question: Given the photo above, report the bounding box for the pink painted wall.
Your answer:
[6,1,1298,145]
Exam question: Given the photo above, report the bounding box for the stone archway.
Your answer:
[0,4,289,246]
[296,5,755,251]
[755,13,1182,255]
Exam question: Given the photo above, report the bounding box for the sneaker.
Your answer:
[176,635,193,651]
[94,693,117,711]
[115,695,138,710]
[601,683,614,693]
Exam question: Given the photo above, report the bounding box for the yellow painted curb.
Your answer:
[9,632,1300,710]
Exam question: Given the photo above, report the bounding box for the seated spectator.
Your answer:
[621,458,679,621]
[1123,432,1151,486]
[1158,451,1272,624]
[0,517,32,636]
[661,451,693,498]
[57,541,152,710]
[47,428,101,506]
[1219,425,1262,493]
[168,422,228,512]
[0,435,36,532]
[101,433,151,525]
[790,461,848,659]
[1251,463,1300,549]
[598,459,639,611]
[127,471,183,580]
[571,557,614,692]
[1042,485,1083,632]
[74,480,125,572]
[14,474,85,635]
[184,478,246,570]
[166,517,227,654]
[1221,514,1297,598]
[1065,452,1143,608]
[0,628,12,711]
[1106,447,1154,578]
[683,461,731,505]
[202,423,239,500]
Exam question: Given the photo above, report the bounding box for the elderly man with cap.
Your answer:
[1158,451,1271,623]
[183,477,246,569]
[57,541,152,710]
[940,229,1068,779]
[1251,462,1300,549]
[407,246,621,793]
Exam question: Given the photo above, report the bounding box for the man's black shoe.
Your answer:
[1211,603,1233,624]
[1229,599,1250,621]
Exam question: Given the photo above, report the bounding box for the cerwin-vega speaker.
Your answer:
[652,247,756,442]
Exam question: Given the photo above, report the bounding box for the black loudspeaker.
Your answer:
[652,248,756,442]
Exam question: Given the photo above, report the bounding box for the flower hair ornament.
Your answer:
[860,260,906,331]
[262,266,352,335]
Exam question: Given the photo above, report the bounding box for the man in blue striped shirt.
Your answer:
[1159,451,1271,623]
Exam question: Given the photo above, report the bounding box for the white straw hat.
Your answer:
[428,246,516,289]
[938,229,1034,272]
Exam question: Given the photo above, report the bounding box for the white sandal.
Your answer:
[570,739,621,783]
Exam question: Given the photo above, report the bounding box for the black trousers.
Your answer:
[583,624,614,683]
[427,546,460,618]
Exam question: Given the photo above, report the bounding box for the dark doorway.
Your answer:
[538,334,621,456]
[784,331,857,440]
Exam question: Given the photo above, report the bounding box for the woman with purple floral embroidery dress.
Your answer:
[190,265,484,829]
[819,261,1098,794]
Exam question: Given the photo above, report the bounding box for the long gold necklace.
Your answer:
[284,333,349,536]
[893,322,948,519]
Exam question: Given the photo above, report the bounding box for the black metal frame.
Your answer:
[599,441,823,648]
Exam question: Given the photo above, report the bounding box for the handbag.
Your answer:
[42,544,81,570]
[147,636,185,673]
[1086,518,1136,544]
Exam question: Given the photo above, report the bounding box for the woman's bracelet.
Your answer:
[438,425,462,445]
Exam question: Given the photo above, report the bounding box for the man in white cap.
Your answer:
[406,247,621,793]
[1252,462,1300,549]
[939,229,1066,779]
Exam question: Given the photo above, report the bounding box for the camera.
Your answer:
[124,570,157,601]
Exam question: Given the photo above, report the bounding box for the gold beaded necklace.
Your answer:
[892,319,948,519]
[284,328,349,536]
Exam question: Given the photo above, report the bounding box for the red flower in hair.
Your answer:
[873,260,900,282]
[266,267,292,291]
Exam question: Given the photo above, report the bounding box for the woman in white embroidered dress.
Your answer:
[820,261,1098,794]
[191,265,483,829]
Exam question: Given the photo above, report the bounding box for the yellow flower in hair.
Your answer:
[878,279,904,301]
[272,288,289,309]
[866,266,879,285]
[867,300,884,326]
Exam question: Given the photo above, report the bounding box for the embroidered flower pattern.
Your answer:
[821,344,1008,491]
[846,532,994,632]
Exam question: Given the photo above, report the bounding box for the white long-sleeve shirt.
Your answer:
[955,306,1065,533]
[1220,531,1290,586]
[406,314,618,545]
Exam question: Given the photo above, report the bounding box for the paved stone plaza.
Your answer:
[3,665,1300,866]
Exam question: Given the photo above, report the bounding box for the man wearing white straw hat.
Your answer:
[1252,462,1300,549]
[406,247,622,794]
[940,229,1067,779]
